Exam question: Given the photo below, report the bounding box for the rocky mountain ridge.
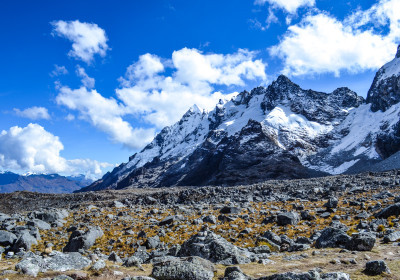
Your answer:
[0,171,92,193]
[80,45,400,192]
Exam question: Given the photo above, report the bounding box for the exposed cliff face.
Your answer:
[367,45,400,112]
[79,46,400,192]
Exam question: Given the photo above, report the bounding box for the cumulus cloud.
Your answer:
[255,0,315,14]
[76,65,95,88]
[14,107,51,120]
[270,0,400,76]
[56,86,156,149]
[0,124,112,179]
[51,20,109,63]
[117,48,267,128]
[56,48,267,149]
[50,65,68,77]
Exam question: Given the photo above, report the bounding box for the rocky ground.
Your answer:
[1,170,400,279]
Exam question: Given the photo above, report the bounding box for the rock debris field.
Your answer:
[1,170,400,279]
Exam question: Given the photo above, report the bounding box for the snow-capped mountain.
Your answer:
[79,45,400,192]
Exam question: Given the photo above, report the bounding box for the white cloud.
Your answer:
[255,0,315,14]
[0,124,112,179]
[65,114,75,121]
[56,86,155,149]
[117,48,267,128]
[270,0,400,76]
[51,20,109,63]
[56,48,267,149]
[76,65,95,88]
[50,65,68,77]
[14,106,51,120]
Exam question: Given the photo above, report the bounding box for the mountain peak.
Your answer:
[367,45,400,112]
[275,74,293,85]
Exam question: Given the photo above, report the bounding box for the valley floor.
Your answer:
[1,170,400,279]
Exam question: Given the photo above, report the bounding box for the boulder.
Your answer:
[324,197,339,209]
[257,270,350,280]
[315,227,350,249]
[30,209,69,224]
[52,275,74,280]
[16,251,91,274]
[108,251,122,263]
[178,230,251,264]
[123,256,142,268]
[345,232,375,251]
[376,203,400,219]
[152,256,214,280]
[63,226,103,252]
[0,230,17,246]
[12,232,38,252]
[364,260,391,275]
[145,235,160,249]
[159,215,185,226]
[383,231,400,243]
[277,212,300,226]
[220,206,241,214]
[122,277,156,280]
[224,266,252,280]
[90,260,106,271]
[26,219,51,230]
[203,215,217,224]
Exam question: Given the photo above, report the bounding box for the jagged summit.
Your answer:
[367,44,400,112]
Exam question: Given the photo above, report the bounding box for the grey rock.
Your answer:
[122,277,156,280]
[16,251,91,273]
[52,275,74,280]
[108,251,122,263]
[123,256,142,267]
[31,209,68,224]
[18,262,40,277]
[178,230,251,264]
[262,231,281,245]
[152,256,214,280]
[63,226,103,252]
[257,270,321,280]
[203,215,217,224]
[315,227,350,249]
[384,231,400,242]
[0,230,17,246]
[26,219,51,230]
[12,232,37,252]
[324,197,339,209]
[145,235,160,249]
[224,266,252,280]
[345,232,375,251]
[133,248,151,263]
[277,212,300,226]
[159,215,184,226]
[250,245,271,254]
[376,203,400,219]
[90,259,106,271]
[220,206,241,214]
[321,272,350,280]
[364,260,391,275]
[257,270,350,280]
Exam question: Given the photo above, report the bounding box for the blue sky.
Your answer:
[0,0,399,179]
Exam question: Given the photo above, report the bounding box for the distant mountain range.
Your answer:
[0,171,93,193]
